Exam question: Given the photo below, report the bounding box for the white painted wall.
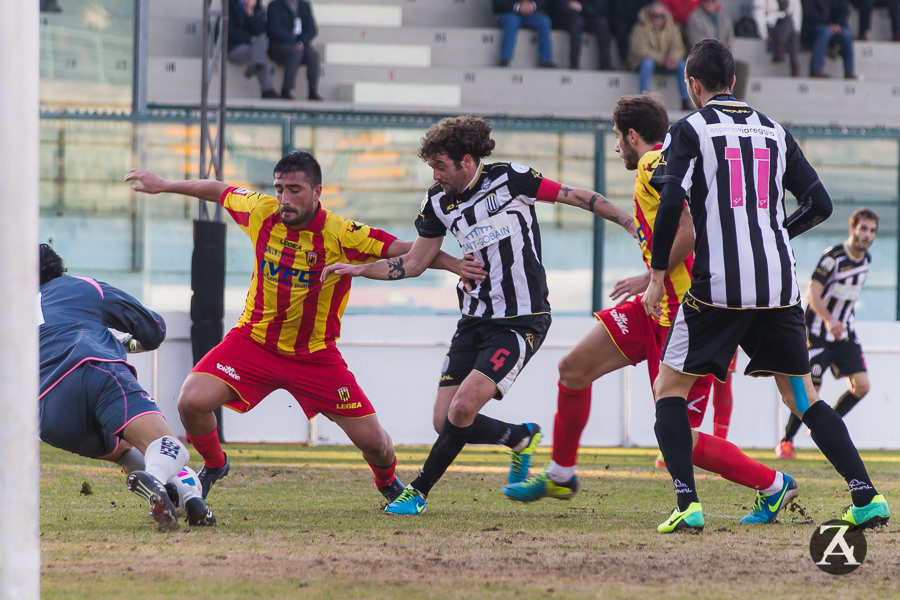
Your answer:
[131,314,900,450]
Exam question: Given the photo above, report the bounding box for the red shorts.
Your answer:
[192,328,375,419]
[596,296,713,428]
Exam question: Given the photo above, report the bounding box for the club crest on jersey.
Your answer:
[335,386,361,410]
[455,213,513,254]
[305,251,318,267]
[483,193,500,214]
[232,187,250,195]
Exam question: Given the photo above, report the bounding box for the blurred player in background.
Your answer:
[125,152,479,506]
[501,96,791,526]
[644,39,888,533]
[777,208,879,459]
[325,114,641,516]
[38,243,215,530]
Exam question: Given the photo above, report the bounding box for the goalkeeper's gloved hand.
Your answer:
[110,329,146,353]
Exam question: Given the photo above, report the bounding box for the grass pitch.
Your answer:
[40,443,900,599]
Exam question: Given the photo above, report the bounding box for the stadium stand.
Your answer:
[139,0,900,127]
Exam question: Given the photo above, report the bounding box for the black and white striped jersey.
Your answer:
[415,160,560,318]
[806,243,871,341]
[651,95,823,309]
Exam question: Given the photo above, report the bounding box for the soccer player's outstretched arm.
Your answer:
[555,185,638,237]
[322,235,445,281]
[380,240,486,290]
[124,169,230,203]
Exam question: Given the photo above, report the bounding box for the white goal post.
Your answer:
[0,2,41,598]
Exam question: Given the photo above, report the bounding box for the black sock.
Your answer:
[654,397,698,511]
[410,418,472,497]
[782,413,803,442]
[467,414,528,447]
[833,391,862,417]
[803,401,877,506]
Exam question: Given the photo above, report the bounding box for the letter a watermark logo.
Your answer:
[809,520,867,575]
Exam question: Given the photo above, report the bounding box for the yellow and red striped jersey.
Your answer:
[221,186,396,355]
[633,147,693,327]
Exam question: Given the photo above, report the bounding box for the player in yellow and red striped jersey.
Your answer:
[125,151,483,505]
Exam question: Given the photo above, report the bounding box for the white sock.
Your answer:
[144,435,188,485]
[545,461,577,483]
[116,447,145,474]
[167,474,201,506]
[761,471,785,496]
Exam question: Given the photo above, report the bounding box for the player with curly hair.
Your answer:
[324,115,637,515]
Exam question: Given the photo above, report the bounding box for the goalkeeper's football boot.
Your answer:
[384,487,427,515]
[841,494,890,529]
[378,476,406,503]
[739,473,799,524]
[657,502,704,534]
[127,471,179,531]
[503,470,579,502]
[197,453,230,499]
[508,423,541,484]
[185,497,217,526]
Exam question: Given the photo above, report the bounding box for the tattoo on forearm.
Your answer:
[588,194,598,213]
[387,257,406,280]
[561,186,572,197]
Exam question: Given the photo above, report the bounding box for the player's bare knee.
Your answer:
[851,382,869,398]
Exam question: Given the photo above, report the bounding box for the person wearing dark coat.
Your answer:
[266,0,322,100]
[227,0,277,98]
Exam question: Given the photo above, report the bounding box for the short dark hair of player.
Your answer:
[612,95,669,146]
[685,38,735,94]
[273,150,322,187]
[418,115,496,167]
[850,207,879,229]
[40,243,66,285]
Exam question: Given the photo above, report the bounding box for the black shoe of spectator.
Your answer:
[308,92,323,101]
[262,89,278,99]
[681,98,693,111]
[538,61,557,68]
[281,90,295,100]
[498,58,511,67]
[844,72,859,80]
[810,69,830,79]
[244,63,263,79]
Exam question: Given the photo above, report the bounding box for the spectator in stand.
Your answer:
[611,1,655,68]
[266,0,323,100]
[661,0,701,27]
[228,0,278,99]
[685,0,734,48]
[629,3,692,110]
[801,0,857,78]
[848,0,900,41]
[548,0,614,70]
[753,0,803,77]
[493,0,557,67]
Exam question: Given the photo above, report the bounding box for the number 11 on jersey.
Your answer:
[725,146,770,209]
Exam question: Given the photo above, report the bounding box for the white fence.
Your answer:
[131,313,900,450]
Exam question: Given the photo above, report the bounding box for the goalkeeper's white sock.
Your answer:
[167,473,201,506]
[144,435,188,485]
[116,447,145,474]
